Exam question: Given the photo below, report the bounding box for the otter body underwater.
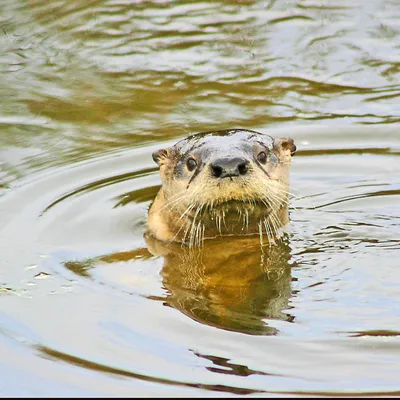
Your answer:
[147,129,296,246]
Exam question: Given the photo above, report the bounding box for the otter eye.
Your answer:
[186,157,197,171]
[257,151,267,164]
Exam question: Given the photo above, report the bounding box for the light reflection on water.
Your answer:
[0,0,400,396]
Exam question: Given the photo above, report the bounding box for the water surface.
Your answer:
[0,0,400,396]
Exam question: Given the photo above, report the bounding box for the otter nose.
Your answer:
[210,157,249,178]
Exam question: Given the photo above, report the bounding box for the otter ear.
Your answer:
[152,148,172,166]
[273,137,296,160]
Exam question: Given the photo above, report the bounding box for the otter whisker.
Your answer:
[272,190,297,210]
[263,218,273,246]
[259,198,274,215]
[182,224,191,246]
[188,205,203,247]
[195,221,201,247]
[183,203,203,246]
[270,211,285,241]
[266,181,304,213]
[264,190,292,214]
[217,212,222,233]
[258,220,264,246]
[148,128,296,247]
[242,187,253,231]
[265,185,290,203]
[160,189,193,209]
[287,190,315,211]
[266,203,282,232]
[238,208,246,231]
[167,200,201,245]
[257,196,282,243]
[269,214,281,243]
[159,195,187,212]
[222,209,228,231]
[188,211,197,247]
[268,216,278,242]
[268,212,280,236]
[196,204,205,246]
[214,213,219,232]
[164,185,210,244]
[177,202,197,222]
[163,183,206,212]
[160,189,197,212]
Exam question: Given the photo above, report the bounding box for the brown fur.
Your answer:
[147,129,296,246]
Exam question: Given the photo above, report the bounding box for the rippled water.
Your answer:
[1,0,400,396]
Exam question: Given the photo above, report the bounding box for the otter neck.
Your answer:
[170,200,287,244]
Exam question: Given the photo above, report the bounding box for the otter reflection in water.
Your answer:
[145,232,294,335]
[65,233,294,335]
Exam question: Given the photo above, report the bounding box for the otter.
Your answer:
[148,129,296,247]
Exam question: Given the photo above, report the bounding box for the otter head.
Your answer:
[150,129,296,245]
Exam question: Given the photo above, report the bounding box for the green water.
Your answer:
[0,0,399,396]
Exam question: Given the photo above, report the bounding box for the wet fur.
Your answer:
[148,129,296,247]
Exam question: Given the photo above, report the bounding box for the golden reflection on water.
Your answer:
[65,233,293,336]
[152,235,294,336]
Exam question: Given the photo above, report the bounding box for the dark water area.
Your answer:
[0,0,399,396]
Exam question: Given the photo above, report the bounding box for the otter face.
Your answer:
[153,129,295,206]
[151,129,296,245]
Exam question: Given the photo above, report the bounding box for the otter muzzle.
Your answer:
[210,157,249,178]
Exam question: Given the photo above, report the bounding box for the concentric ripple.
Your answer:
[1,125,400,395]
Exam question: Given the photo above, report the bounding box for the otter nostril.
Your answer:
[211,157,249,178]
[238,162,248,175]
[211,165,223,178]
